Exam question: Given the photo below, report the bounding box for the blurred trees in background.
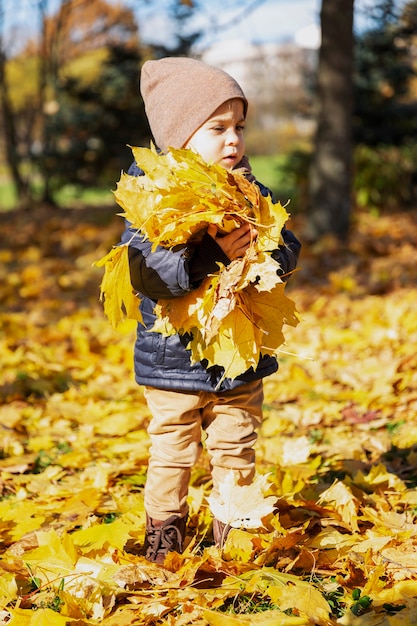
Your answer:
[354,0,417,146]
[0,0,417,240]
[295,0,417,240]
[0,0,149,207]
[0,0,204,209]
[349,0,417,213]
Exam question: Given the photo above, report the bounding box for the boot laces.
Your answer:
[145,519,184,560]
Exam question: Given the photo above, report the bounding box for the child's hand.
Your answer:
[207,223,257,261]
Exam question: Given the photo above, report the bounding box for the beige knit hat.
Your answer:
[140,57,248,151]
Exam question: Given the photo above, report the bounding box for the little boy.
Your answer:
[120,57,301,563]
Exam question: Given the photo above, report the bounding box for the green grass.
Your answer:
[251,149,311,213]
[250,154,285,196]
[0,181,17,211]
[54,184,114,208]
[250,154,299,207]
[0,180,114,211]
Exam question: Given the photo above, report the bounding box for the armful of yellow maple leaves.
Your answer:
[95,145,300,380]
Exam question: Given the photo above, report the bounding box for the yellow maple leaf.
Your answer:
[23,529,77,573]
[96,145,299,378]
[204,308,260,379]
[207,471,276,529]
[120,145,239,249]
[241,282,300,355]
[0,573,17,611]
[95,245,142,328]
[71,518,133,553]
[221,528,257,562]
[8,606,70,625]
[155,266,298,381]
[241,569,332,626]
[317,480,360,532]
[0,499,46,542]
[376,580,417,605]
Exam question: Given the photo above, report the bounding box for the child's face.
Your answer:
[184,98,245,171]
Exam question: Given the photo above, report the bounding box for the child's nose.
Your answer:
[226,129,239,145]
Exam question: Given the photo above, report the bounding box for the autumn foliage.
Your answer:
[97,146,299,380]
[1,202,417,625]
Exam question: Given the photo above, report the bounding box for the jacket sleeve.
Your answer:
[124,227,230,300]
[272,225,301,280]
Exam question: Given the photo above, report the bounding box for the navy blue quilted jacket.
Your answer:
[121,161,301,392]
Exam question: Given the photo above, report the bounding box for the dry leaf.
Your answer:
[96,145,298,378]
[207,471,276,529]
[2,202,417,624]
[204,608,310,625]
[95,244,142,328]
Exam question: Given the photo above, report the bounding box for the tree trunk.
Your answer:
[307,0,355,242]
[0,5,31,208]
[37,0,57,206]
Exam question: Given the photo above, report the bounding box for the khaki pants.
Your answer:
[143,379,264,520]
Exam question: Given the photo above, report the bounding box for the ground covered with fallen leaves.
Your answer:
[0,203,417,625]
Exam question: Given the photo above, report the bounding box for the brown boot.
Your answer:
[144,514,187,564]
[213,518,231,547]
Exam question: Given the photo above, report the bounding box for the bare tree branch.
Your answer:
[203,0,268,34]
